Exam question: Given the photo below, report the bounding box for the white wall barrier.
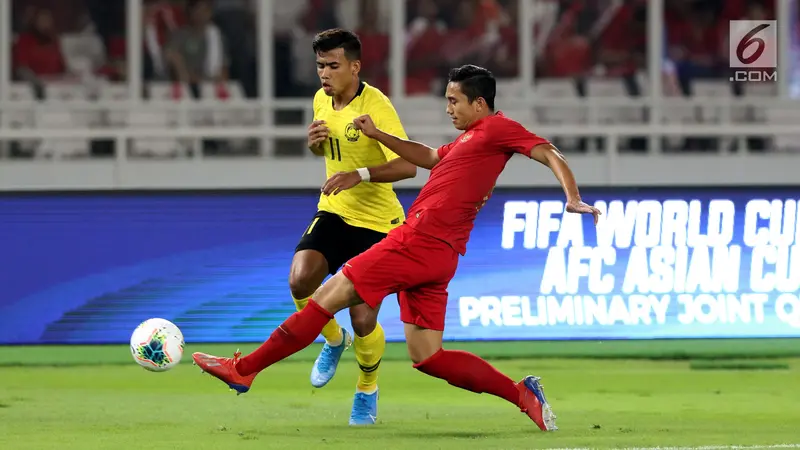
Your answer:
[1,0,799,190]
[1,121,798,189]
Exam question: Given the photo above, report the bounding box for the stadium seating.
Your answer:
[0,0,794,162]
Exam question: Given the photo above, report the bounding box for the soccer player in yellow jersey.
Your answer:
[291,29,416,425]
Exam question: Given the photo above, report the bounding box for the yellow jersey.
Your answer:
[313,82,408,233]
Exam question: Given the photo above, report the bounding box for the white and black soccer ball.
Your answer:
[130,318,185,372]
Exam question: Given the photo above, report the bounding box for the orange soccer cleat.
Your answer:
[192,350,256,394]
[516,375,558,431]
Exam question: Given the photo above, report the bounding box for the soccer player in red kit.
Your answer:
[192,65,601,431]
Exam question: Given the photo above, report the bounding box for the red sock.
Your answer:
[236,299,333,376]
[414,349,520,407]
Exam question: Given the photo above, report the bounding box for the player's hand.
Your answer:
[566,199,602,225]
[321,171,362,196]
[308,120,329,149]
[352,115,379,138]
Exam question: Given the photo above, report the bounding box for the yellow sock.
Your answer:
[354,322,385,393]
[292,294,342,345]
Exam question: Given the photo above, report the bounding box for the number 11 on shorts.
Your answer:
[305,217,320,236]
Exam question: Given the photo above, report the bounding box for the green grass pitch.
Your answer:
[1,339,799,450]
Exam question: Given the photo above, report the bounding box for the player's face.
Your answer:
[316,48,359,97]
[445,82,483,130]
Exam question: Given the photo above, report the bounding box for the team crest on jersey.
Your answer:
[344,123,361,142]
[460,131,474,143]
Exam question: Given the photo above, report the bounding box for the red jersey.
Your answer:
[12,34,66,76]
[404,112,550,255]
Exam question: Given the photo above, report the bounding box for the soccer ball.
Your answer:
[130,318,185,372]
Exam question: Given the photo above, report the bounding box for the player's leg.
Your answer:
[192,271,363,394]
[291,212,349,348]
[341,226,388,425]
[350,302,384,391]
[293,212,354,387]
[347,302,384,425]
[289,250,346,346]
[404,320,519,402]
[400,287,557,431]
[192,229,403,395]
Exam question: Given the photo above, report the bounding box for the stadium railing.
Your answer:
[0,0,798,189]
[1,94,798,189]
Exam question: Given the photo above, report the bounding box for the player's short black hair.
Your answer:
[312,28,362,61]
[448,65,496,110]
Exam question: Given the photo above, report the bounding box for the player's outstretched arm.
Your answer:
[321,158,417,196]
[364,158,418,182]
[530,143,602,224]
[353,115,440,170]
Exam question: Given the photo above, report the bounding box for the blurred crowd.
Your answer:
[4,0,792,158]
[11,0,779,97]
[11,0,256,99]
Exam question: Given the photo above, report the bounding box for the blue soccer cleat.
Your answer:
[310,328,352,388]
[349,389,378,426]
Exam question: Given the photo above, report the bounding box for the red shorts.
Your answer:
[341,225,458,331]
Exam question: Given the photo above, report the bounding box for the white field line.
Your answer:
[546,445,800,450]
